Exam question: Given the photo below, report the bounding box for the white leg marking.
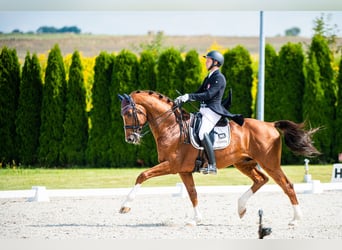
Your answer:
[121,184,141,209]
[186,206,202,226]
[193,206,202,223]
[289,204,302,226]
[238,188,253,218]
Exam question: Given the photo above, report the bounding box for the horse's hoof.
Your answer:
[185,220,197,227]
[239,208,246,218]
[119,207,131,214]
[288,219,298,226]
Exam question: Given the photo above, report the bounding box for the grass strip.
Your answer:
[0,165,333,191]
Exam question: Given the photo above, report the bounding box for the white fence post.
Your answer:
[28,186,50,202]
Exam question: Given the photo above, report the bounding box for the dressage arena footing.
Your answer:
[1,181,342,201]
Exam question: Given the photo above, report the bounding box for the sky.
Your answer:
[0,11,342,38]
[0,0,342,38]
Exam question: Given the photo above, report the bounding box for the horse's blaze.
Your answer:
[119,207,131,214]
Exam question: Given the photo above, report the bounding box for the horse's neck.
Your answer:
[146,101,175,129]
[135,94,180,138]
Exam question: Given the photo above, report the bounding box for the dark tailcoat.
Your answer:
[188,70,244,126]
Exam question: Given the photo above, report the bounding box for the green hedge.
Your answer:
[1,36,341,167]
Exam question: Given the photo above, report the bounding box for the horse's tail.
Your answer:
[274,120,321,157]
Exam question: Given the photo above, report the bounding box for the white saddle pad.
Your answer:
[189,115,231,150]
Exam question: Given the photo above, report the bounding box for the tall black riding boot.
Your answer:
[200,133,217,175]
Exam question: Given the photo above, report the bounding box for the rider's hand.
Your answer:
[174,94,189,106]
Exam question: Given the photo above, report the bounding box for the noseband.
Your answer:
[120,94,147,136]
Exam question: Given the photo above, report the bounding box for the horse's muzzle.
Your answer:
[126,133,141,144]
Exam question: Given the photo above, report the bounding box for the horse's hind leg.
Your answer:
[179,172,202,226]
[235,159,269,218]
[261,162,302,225]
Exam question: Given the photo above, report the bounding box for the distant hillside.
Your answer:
[0,33,333,60]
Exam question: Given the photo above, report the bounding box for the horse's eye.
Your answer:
[126,111,132,118]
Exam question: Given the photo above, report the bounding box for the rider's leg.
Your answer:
[198,108,221,175]
[201,133,217,174]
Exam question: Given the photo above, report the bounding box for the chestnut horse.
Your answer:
[118,90,320,226]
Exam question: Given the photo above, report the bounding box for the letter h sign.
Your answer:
[331,164,342,182]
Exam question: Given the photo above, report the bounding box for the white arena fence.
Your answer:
[1,182,342,200]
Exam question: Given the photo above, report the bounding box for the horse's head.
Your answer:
[118,93,147,144]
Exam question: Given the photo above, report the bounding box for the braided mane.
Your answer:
[131,90,189,120]
[132,90,174,104]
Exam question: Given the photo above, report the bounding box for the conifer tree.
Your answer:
[38,44,67,166]
[137,50,158,166]
[222,46,253,117]
[334,57,342,161]
[276,43,306,164]
[138,50,157,90]
[110,50,139,167]
[157,48,183,98]
[264,44,279,122]
[61,51,88,166]
[0,47,21,165]
[306,34,336,162]
[181,49,202,113]
[183,49,202,93]
[277,43,305,123]
[309,35,336,110]
[86,52,114,167]
[303,52,326,163]
[16,53,42,165]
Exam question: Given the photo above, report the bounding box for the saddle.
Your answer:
[189,112,231,150]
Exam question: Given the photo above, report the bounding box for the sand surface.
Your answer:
[1,190,341,239]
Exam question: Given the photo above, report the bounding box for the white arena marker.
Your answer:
[310,180,322,194]
[28,186,50,202]
[172,183,187,198]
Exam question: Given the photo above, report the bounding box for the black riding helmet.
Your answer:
[203,50,224,67]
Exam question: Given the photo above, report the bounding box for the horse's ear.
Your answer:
[118,94,124,102]
[123,94,130,101]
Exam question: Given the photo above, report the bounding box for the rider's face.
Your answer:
[205,57,213,70]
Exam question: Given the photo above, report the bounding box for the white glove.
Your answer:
[175,94,189,105]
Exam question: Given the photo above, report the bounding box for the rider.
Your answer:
[175,50,244,175]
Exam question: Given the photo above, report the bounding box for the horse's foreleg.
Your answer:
[235,162,269,218]
[291,204,302,226]
[238,188,253,218]
[119,161,171,214]
[179,173,202,226]
[119,184,141,213]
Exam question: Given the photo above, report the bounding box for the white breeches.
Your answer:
[198,107,221,140]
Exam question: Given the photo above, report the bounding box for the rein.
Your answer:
[152,105,179,126]
[140,106,178,138]
[121,94,181,139]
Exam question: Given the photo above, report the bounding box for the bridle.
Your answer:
[118,93,183,143]
[119,94,148,140]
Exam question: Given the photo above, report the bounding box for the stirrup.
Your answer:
[199,164,217,175]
